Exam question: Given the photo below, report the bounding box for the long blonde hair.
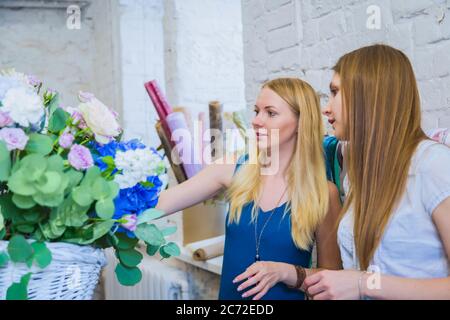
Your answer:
[334,44,427,269]
[226,78,329,250]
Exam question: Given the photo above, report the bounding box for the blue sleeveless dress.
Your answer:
[219,155,312,300]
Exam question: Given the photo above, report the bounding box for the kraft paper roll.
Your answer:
[190,235,225,261]
[155,121,187,183]
[209,101,223,161]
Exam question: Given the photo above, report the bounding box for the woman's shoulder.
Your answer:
[412,140,450,175]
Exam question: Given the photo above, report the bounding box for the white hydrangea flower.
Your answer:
[2,86,44,127]
[114,148,166,189]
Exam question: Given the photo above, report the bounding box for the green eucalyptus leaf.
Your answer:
[136,209,164,225]
[16,224,35,234]
[31,242,52,269]
[134,224,164,247]
[92,177,111,200]
[6,272,31,300]
[8,170,37,196]
[7,235,34,263]
[159,247,170,259]
[0,211,4,231]
[66,169,83,190]
[23,211,41,223]
[0,140,11,182]
[48,108,70,133]
[115,263,142,286]
[53,196,89,228]
[117,248,143,268]
[91,220,115,242]
[46,93,60,115]
[25,134,53,156]
[81,167,101,186]
[46,155,64,172]
[116,233,139,250]
[161,226,177,237]
[161,242,180,257]
[146,243,159,256]
[72,185,93,206]
[95,198,115,219]
[34,172,62,194]
[33,191,64,207]
[11,194,36,209]
[0,251,9,267]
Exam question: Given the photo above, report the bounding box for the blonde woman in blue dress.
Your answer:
[156,78,342,300]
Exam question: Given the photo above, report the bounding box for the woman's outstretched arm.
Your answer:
[156,155,237,216]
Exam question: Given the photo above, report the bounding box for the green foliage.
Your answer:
[117,248,143,267]
[30,242,52,268]
[0,251,9,267]
[136,208,164,225]
[6,273,31,300]
[115,263,142,286]
[0,141,11,182]
[7,235,33,263]
[0,97,176,300]
[25,134,53,156]
[135,223,165,247]
[48,108,70,133]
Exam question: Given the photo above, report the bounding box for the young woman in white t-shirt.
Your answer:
[303,44,450,299]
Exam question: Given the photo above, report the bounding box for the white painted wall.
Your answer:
[164,0,246,116]
[241,0,450,132]
[0,0,122,113]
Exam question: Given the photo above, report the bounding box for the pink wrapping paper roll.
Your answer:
[144,80,173,145]
[166,112,202,178]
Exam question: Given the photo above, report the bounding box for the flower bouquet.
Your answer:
[0,70,178,300]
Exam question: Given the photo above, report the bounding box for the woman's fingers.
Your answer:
[237,272,263,292]
[252,284,270,300]
[241,276,268,298]
[306,281,326,296]
[233,264,258,284]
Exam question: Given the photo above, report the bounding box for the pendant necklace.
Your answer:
[254,186,288,262]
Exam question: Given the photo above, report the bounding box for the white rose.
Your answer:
[78,98,121,144]
[2,86,44,127]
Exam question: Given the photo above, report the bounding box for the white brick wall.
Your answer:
[241,0,450,131]
[120,0,246,148]
[164,0,246,117]
[0,1,122,112]
[119,0,165,147]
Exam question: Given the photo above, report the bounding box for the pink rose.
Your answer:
[0,112,13,127]
[59,132,74,149]
[0,127,29,151]
[68,144,94,170]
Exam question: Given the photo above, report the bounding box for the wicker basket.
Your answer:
[0,241,107,300]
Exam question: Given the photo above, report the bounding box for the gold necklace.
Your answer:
[254,186,288,262]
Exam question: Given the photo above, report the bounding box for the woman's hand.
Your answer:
[303,269,363,300]
[233,261,290,300]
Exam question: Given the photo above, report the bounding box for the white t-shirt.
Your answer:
[338,140,450,278]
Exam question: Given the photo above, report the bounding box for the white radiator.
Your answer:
[103,248,190,300]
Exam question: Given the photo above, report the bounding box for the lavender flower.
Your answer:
[68,144,94,170]
[121,214,138,232]
[59,132,74,149]
[27,75,42,87]
[0,127,29,151]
